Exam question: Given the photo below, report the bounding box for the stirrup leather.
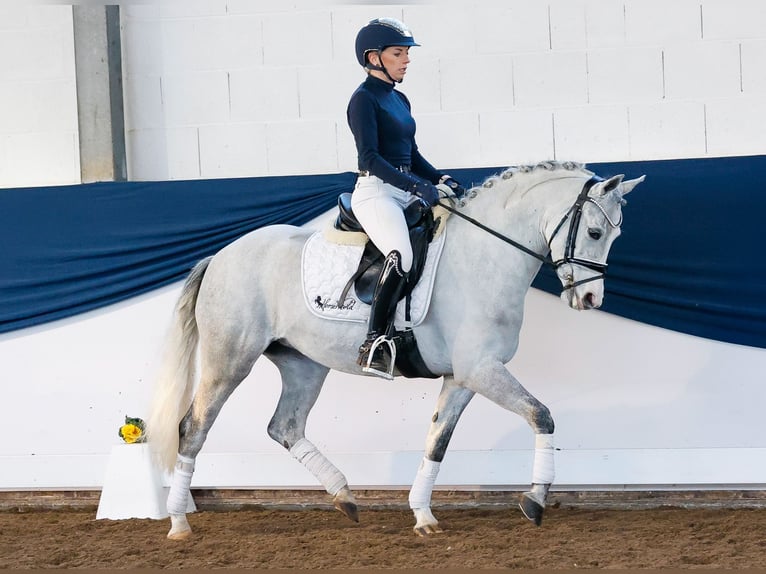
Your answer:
[360,335,397,380]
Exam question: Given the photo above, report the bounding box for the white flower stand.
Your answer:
[96,443,196,520]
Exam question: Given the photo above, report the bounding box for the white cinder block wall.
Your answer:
[118,0,766,182]
[0,6,79,188]
[1,1,765,187]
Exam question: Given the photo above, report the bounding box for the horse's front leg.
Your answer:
[410,376,475,536]
[462,359,555,527]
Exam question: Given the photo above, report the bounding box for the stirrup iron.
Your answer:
[362,335,397,380]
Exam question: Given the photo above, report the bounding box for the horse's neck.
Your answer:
[461,172,584,258]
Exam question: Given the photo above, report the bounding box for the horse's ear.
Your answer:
[619,175,646,196]
[598,174,624,196]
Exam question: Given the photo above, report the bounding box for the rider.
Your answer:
[348,17,465,379]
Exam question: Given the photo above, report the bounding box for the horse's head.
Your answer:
[547,173,645,310]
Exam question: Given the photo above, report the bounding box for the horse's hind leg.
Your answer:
[166,353,259,540]
[410,376,475,536]
[265,343,358,522]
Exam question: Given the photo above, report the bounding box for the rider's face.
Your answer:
[372,46,410,83]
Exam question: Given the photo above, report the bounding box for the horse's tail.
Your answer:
[147,256,212,473]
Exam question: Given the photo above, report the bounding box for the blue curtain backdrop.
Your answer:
[1,156,763,348]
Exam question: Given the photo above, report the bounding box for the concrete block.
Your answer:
[663,41,741,100]
[161,71,230,127]
[126,127,199,181]
[262,10,332,67]
[123,75,163,131]
[550,0,587,50]
[514,51,588,108]
[413,112,481,169]
[229,68,299,122]
[121,18,162,77]
[265,119,339,175]
[706,96,766,157]
[585,0,626,48]
[199,123,269,178]
[587,47,663,104]
[222,14,265,70]
[702,0,766,40]
[158,1,227,19]
[298,63,360,119]
[440,54,514,112]
[401,4,478,60]
[0,131,79,187]
[628,102,706,160]
[479,108,555,166]
[158,17,235,72]
[741,39,766,94]
[625,0,701,45]
[474,1,550,54]
[0,26,74,82]
[554,105,630,163]
[0,80,78,134]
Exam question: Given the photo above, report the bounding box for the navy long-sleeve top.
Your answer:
[347,75,441,192]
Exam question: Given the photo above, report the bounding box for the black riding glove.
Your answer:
[409,180,440,207]
[441,176,467,199]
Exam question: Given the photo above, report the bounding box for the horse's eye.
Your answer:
[588,228,602,240]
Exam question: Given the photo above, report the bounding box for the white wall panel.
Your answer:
[479,109,555,166]
[440,55,515,112]
[229,68,300,122]
[702,0,766,40]
[265,120,339,175]
[554,105,630,162]
[625,0,701,45]
[513,51,588,109]
[663,42,741,101]
[584,1,626,49]
[414,112,481,169]
[740,39,766,94]
[261,11,332,67]
[549,1,587,50]
[199,123,269,178]
[628,102,706,160]
[160,71,230,127]
[706,97,766,157]
[475,1,551,54]
[587,47,663,104]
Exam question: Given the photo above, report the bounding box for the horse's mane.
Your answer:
[460,160,593,204]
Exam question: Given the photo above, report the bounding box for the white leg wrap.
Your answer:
[408,457,441,509]
[289,438,346,496]
[167,454,194,516]
[532,433,555,484]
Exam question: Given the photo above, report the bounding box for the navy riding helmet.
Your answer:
[354,17,420,70]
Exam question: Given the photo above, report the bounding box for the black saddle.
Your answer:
[334,192,437,307]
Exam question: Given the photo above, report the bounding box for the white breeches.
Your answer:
[351,174,416,272]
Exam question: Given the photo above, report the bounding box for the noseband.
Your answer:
[437,176,620,291]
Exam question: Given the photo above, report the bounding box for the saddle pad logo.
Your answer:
[301,229,446,326]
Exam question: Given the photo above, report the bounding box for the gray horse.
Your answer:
[147,161,644,539]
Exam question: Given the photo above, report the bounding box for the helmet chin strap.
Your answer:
[367,51,401,84]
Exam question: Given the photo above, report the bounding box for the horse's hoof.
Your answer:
[167,529,193,541]
[167,514,193,540]
[333,488,359,522]
[413,523,443,537]
[519,492,544,526]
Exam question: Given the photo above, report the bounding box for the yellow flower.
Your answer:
[119,423,144,444]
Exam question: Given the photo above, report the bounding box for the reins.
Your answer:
[436,175,612,290]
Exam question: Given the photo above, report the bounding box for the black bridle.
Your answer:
[436,176,620,291]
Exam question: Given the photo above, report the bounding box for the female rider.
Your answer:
[348,17,464,379]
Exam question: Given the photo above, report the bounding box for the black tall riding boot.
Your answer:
[357,250,408,379]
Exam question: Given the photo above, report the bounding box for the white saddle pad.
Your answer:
[301,228,447,326]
